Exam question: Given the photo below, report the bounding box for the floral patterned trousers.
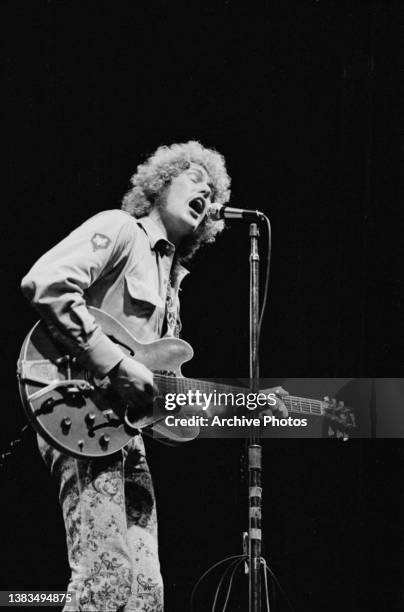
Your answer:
[38,434,164,612]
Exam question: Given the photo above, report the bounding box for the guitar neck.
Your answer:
[153,374,324,417]
[283,395,324,416]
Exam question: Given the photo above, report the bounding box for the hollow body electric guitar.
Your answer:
[18,307,327,459]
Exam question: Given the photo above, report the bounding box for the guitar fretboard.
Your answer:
[153,374,324,417]
[283,396,323,415]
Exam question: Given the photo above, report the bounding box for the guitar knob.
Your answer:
[85,412,96,426]
[61,417,72,432]
[100,434,110,449]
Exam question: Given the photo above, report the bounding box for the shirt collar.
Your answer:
[137,215,189,282]
[137,215,173,251]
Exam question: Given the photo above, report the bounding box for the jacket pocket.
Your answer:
[124,274,164,317]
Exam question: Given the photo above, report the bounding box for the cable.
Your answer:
[218,559,243,612]
[262,559,295,612]
[190,554,246,612]
[258,214,272,342]
[211,557,241,612]
[211,557,244,612]
[261,558,271,612]
[220,558,244,612]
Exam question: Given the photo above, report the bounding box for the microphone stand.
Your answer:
[247,222,263,612]
[192,215,271,610]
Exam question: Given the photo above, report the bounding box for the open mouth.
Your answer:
[188,197,205,215]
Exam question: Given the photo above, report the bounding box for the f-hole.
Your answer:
[108,335,135,357]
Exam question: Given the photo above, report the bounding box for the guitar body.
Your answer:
[18,307,345,458]
[18,307,198,458]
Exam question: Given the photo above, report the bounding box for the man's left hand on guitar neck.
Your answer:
[259,386,289,418]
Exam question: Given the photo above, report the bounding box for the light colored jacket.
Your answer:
[21,210,188,377]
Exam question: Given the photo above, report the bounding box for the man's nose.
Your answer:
[200,185,212,200]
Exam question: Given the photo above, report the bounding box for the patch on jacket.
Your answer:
[91,233,111,251]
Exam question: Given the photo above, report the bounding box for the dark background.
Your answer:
[2,1,403,611]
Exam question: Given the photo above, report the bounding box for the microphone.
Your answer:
[208,203,265,221]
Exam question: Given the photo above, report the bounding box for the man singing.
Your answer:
[21,141,285,611]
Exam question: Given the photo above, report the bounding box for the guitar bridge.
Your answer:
[18,359,59,386]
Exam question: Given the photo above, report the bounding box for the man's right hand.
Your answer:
[108,356,154,415]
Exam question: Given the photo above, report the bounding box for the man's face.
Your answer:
[158,163,213,243]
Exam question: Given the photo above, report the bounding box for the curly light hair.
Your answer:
[121,141,231,262]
